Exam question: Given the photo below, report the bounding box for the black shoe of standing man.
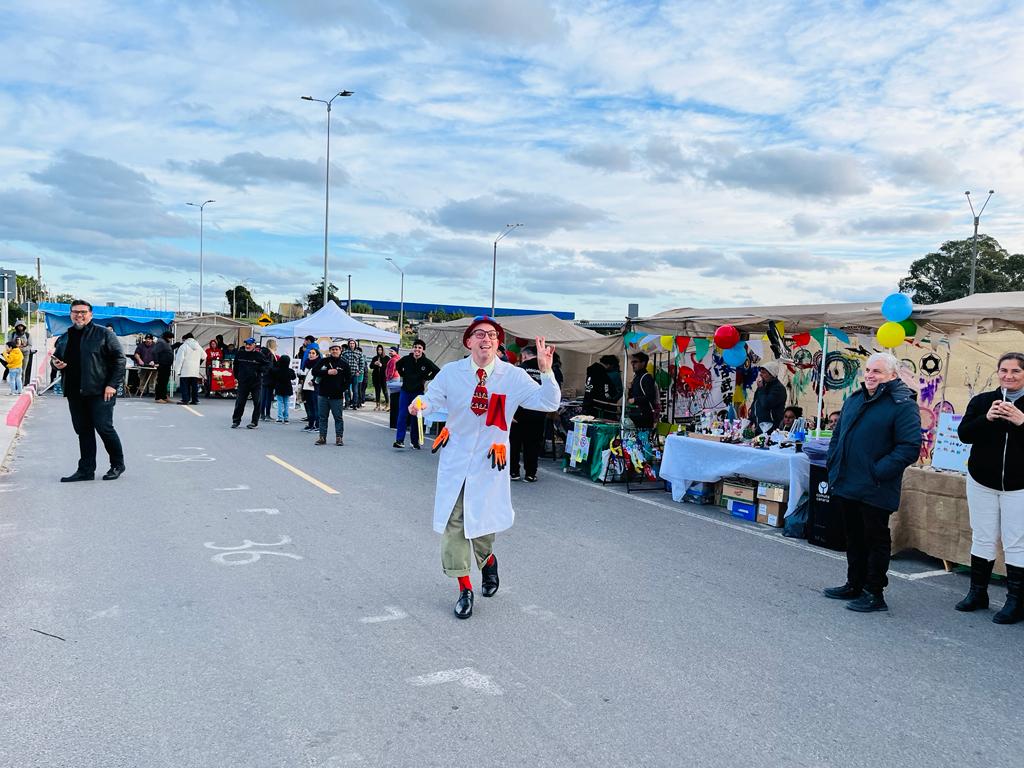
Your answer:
[60,471,94,483]
[481,555,499,597]
[102,466,126,481]
[454,588,474,619]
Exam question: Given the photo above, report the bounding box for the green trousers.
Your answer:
[441,487,495,578]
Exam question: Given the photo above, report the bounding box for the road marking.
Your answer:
[149,453,216,462]
[904,569,953,580]
[215,484,250,491]
[360,606,407,623]
[180,404,203,417]
[241,508,281,515]
[86,605,121,621]
[179,446,205,450]
[406,667,502,695]
[266,454,339,494]
[538,467,925,584]
[203,535,303,566]
[347,414,390,430]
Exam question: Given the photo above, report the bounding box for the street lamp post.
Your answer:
[187,199,215,314]
[491,223,523,316]
[965,189,995,296]
[385,257,405,340]
[301,89,353,309]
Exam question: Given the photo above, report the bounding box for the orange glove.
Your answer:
[431,427,450,453]
[486,443,507,471]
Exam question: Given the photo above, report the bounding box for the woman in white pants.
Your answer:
[956,352,1024,624]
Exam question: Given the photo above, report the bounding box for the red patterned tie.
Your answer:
[471,368,488,415]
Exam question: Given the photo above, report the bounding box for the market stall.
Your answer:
[259,300,399,355]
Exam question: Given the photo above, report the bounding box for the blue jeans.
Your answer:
[276,395,289,421]
[8,367,22,394]
[318,396,344,438]
[395,389,422,446]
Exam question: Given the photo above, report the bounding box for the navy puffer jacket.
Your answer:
[827,379,922,511]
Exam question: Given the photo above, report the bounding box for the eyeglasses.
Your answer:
[70,309,90,315]
[470,330,499,340]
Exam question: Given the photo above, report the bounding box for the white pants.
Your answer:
[967,477,1024,567]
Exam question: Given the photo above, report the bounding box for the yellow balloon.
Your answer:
[660,335,673,350]
[646,362,655,374]
[876,321,906,348]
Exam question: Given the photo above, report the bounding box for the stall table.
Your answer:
[893,466,1005,576]
[562,421,621,482]
[661,434,810,516]
[127,365,158,397]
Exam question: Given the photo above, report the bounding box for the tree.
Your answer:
[351,302,373,314]
[427,308,466,323]
[52,292,76,304]
[899,235,1024,304]
[303,279,340,313]
[16,274,45,302]
[225,285,259,317]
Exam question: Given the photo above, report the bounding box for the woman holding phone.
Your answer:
[956,352,1024,623]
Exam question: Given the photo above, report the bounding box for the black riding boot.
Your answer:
[955,555,994,612]
[993,564,1024,625]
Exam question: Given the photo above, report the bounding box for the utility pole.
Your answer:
[965,189,995,296]
[347,274,351,314]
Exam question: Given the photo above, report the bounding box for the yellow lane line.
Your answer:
[181,404,204,417]
[265,454,339,495]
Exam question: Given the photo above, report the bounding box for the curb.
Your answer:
[1,383,38,471]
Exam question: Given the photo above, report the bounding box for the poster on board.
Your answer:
[930,412,968,473]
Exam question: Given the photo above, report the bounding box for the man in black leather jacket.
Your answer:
[52,300,127,482]
[231,337,269,429]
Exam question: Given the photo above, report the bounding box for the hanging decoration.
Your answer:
[713,324,741,350]
[693,338,711,361]
[722,342,747,368]
[876,321,906,348]
[792,332,811,347]
[675,336,691,353]
[899,319,918,338]
[881,292,914,323]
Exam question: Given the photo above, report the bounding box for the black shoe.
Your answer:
[454,588,474,619]
[823,583,864,600]
[190,400,199,405]
[102,466,125,481]
[393,441,404,449]
[846,592,888,612]
[413,443,421,450]
[231,422,240,429]
[336,436,344,446]
[956,555,994,611]
[510,471,521,481]
[993,564,1024,624]
[60,471,94,483]
[481,555,499,597]
[524,475,537,483]
[177,400,189,405]
[246,423,258,429]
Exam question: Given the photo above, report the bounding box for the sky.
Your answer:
[1,0,1022,321]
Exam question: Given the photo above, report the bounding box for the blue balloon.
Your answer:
[882,293,913,323]
[723,343,747,368]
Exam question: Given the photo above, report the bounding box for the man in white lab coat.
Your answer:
[409,316,561,619]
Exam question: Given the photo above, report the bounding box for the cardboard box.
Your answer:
[756,499,785,527]
[721,479,756,503]
[725,497,757,521]
[688,433,724,442]
[756,482,789,503]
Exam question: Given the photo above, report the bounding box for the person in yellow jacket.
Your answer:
[3,340,24,395]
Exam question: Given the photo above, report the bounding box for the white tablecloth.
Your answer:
[660,435,812,516]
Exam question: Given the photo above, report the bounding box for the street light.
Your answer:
[186,199,215,314]
[965,190,995,296]
[491,223,523,316]
[301,89,353,309]
[385,257,405,340]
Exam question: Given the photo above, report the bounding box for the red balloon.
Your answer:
[714,325,741,350]
[793,332,811,347]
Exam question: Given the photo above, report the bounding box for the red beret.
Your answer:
[462,316,505,348]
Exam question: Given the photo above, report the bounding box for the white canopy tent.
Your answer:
[258,301,399,353]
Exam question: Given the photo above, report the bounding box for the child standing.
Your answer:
[3,341,24,395]
[270,355,296,423]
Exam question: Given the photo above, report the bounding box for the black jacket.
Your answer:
[268,365,296,397]
[53,322,125,397]
[583,363,612,415]
[313,356,353,399]
[152,338,174,366]
[233,347,269,385]
[750,378,787,434]
[827,379,922,511]
[396,353,439,394]
[958,389,1024,492]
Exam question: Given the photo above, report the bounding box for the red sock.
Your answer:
[458,575,472,591]
[483,554,495,568]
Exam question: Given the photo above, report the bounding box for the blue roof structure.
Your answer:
[40,302,175,336]
[341,299,574,321]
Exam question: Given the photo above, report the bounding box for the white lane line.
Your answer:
[904,569,954,581]
[240,508,281,515]
[537,466,926,584]
[406,668,503,696]
[347,414,390,430]
[360,606,407,623]
[265,454,339,494]
[215,484,250,491]
[180,404,203,417]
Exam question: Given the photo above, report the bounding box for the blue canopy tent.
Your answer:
[40,303,175,337]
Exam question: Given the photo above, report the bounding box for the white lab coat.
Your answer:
[173,338,207,379]
[421,356,561,539]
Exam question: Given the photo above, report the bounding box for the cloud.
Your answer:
[430,190,607,236]
[396,0,564,44]
[708,148,871,198]
[845,212,951,234]
[886,149,958,186]
[566,143,633,172]
[791,213,823,236]
[641,136,695,181]
[169,152,349,190]
[582,247,721,270]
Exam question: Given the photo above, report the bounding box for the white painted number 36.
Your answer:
[203,536,303,566]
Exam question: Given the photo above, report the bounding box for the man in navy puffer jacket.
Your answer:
[823,352,922,612]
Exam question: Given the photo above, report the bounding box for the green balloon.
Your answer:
[655,368,671,389]
[899,319,917,337]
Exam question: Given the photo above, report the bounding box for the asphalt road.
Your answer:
[1,394,1022,768]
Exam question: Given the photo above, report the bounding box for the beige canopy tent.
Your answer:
[417,313,621,397]
[173,315,256,347]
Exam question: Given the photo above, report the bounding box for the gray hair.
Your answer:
[865,352,900,374]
